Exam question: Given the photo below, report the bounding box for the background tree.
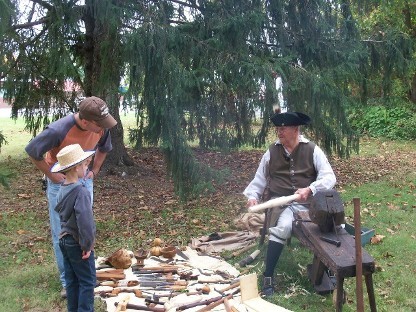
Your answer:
[347,0,416,139]
[1,0,414,198]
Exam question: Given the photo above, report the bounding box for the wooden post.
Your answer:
[353,198,364,312]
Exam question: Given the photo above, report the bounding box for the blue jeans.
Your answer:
[47,177,93,288]
[59,235,96,312]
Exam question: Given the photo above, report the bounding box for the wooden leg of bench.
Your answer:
[310,255,326,286]
[365,273,377,312]
[336,275,344,312]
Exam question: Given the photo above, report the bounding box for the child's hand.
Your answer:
[82,250,91,260]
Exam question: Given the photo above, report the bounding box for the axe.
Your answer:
[248,194,300,213]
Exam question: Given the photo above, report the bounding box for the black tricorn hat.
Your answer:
[270,112,311,126]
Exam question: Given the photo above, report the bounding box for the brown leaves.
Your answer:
[17,193,31,199]
[371,234,385,244]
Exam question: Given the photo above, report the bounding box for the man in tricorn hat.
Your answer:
[25,96,117,298]
[243,110,336,296]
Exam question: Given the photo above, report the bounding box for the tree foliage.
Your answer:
[1,0,414,198]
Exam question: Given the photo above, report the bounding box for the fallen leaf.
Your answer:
[371,234,385,244]
[17,194,31,199]
[386,228,395,235]
[383,252,394,258]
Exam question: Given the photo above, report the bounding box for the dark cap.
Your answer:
[271,111,311,126]
[78,96,117,129]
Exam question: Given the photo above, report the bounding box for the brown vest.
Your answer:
[268,142,317,199]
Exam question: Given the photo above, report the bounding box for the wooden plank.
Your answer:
[243,297,292,312]
[240,273,293,312]
[96,269,126,281]
[240,273,259,302]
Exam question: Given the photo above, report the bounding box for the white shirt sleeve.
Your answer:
[309,145,337,194]
[243,150,271,201]
[243,142,336,200]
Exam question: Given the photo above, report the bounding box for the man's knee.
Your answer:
[269,224,292,244]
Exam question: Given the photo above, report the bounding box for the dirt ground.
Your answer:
[3,143,414,231]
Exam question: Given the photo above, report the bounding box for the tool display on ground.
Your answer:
[95,245,292,312]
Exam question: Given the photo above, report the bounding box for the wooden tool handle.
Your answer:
[223,298,239,312]
[196,294,233,312]
[218,281,240,294]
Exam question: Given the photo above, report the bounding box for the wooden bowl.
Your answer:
[160,246,176,259]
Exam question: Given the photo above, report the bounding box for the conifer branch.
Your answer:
[12,17,49,30]
[167,0,202,11]
[28,0,53,11]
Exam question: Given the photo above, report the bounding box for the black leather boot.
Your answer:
[262,275,274,297]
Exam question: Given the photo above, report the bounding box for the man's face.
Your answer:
[81,119,103,133]
[275,126,298,144]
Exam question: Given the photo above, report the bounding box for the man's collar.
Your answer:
[73,113,88,132]
[274,135,309,145]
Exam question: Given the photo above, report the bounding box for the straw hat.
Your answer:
[51,144,95,173]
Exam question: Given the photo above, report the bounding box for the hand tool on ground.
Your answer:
[96,269,126,281]
[178,270,198,281]
[248,194,301,213]
[223,297,239,312]
[133,267,179,274]
[114,294,130,312]
[134,272,165,278]
[137,280,188,288]
[140,285,187,291]
[152,291,183,301]
[100,280,139,287]
[319,236,341,247]
[224,243,257,260]
[186,284,211,296]
[176,295,224,311]
[215,281,240,295]
[145,297,166,306]
[175,247,190,260]
[111,288,144,297]
[196,289,240,312]
[134,265,179,271]
[114,302,165,312]
[236,249,260,267]
[134,275,181,283]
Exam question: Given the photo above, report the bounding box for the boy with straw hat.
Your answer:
[52,144,97,312]
[25,96,117,297]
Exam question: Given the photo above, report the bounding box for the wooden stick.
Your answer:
[196,294,233,312]
[223,297,239,312]
[248,194,300,213]
[225,243,257,259]
[216,281,240,294]
[115,294,130,312]
[353,198,364,312]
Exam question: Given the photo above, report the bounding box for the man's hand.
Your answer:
[295,187,312,202]
[85,170,95,180]
[247,199,258,208]
[49,172,66,184]
[82,250,91,260]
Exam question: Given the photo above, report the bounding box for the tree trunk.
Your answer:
[104,95,135,168]
[83,0,133,169]
[410,72,416,104]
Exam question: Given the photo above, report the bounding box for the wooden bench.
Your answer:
[292,210,377,312]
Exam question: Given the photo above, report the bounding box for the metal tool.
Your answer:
[320,236,341,247]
